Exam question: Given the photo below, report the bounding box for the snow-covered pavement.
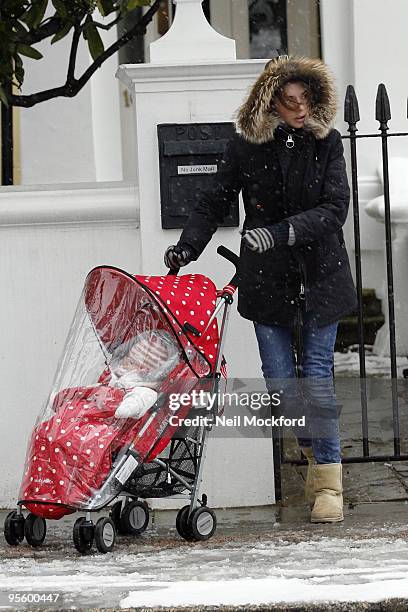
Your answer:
[2,352,408,610]
[2,504,408,610]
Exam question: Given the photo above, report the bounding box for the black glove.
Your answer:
[164,244,195,269]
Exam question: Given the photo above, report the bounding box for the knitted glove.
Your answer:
[242,222,291,253]
[164,244,195,269]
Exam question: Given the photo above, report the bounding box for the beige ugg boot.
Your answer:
[310,463,344,523]
[300,447,315,505]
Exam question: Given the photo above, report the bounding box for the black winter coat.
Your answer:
[179,125,357,328]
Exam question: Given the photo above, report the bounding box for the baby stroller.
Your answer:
[4,247,239,554]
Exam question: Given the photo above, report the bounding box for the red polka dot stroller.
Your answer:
[4,247,239,553]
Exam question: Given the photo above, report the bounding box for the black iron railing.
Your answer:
[274,84,408,502]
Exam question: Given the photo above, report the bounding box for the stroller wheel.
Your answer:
[24,513,47,547]
[175,505,195,541]
[110,501,127,535]
[120,501,149,536]
[4,511,25,546]
[73,517,94,554]
[189,507,217,541]
[95,517,116,553]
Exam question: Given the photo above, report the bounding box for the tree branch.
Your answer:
[10,0,161,108]
[67,24,82,84]
[91,14,123,31]
[22,15,65,45]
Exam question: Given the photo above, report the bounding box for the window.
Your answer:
[249,0,287,58]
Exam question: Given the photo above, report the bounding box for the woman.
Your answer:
[164,56,357,523]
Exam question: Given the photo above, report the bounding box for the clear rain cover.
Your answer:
[19,268,211,515]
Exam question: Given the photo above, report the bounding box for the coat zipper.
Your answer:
[295,256,308,311]
[277,131,308,310]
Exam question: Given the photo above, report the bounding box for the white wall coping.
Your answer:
[0,182,139,227]
[116,60,266,91]
[365,195,408,225]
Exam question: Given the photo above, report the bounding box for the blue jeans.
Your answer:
[254,312,341,464]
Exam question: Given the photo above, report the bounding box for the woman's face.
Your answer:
[273,81,310,129]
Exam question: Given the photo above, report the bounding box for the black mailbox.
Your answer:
[157,122,239,229]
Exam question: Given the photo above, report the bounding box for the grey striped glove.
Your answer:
[164,244,195,269]
[242,222,291,253]
[243,227,275,252]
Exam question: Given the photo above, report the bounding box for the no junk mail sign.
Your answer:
[157,123,240,229]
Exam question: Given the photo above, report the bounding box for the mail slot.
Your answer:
[157,122,239,229]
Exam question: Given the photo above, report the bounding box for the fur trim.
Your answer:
[236,56,337,144]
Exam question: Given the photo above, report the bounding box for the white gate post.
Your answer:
[116,1,276,508]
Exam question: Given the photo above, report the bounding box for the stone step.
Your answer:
[358,288,383,316]
[335,289,384,351]
[335,315,385,350]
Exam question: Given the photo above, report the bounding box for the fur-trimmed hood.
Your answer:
[236,55,337,144]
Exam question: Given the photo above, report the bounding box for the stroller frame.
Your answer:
[5,247,239,553]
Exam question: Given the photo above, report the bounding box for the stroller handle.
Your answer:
[167,246,241,285]
[217,246,240,270]
[217,246,241,290]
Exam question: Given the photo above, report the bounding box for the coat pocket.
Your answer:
[315,237,348,280]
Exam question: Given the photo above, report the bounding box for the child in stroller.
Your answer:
[106,329,181,419]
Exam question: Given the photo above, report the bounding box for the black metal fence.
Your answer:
[275,83,408,502]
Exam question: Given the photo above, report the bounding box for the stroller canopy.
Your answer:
[85,267,219,375]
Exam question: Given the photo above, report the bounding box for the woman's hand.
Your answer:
[242,227,275,252]
[164,244,195,269]
[242,222,291,253]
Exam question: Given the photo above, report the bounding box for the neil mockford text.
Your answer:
[167,390,306,428]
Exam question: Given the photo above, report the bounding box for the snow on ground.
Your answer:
[334,347,408,377]
[2,350,408,609]
[3,536,408,608]
[121,576,408,608]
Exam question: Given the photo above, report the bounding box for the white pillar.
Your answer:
[150,0,236,63]
[373,223,408,356]
[117,3,275,507]
[365,158,408,356]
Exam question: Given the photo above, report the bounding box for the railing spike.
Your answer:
[376,83,391,125]
[344,85,360,125]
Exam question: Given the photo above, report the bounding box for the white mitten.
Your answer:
[115,387,158,419]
